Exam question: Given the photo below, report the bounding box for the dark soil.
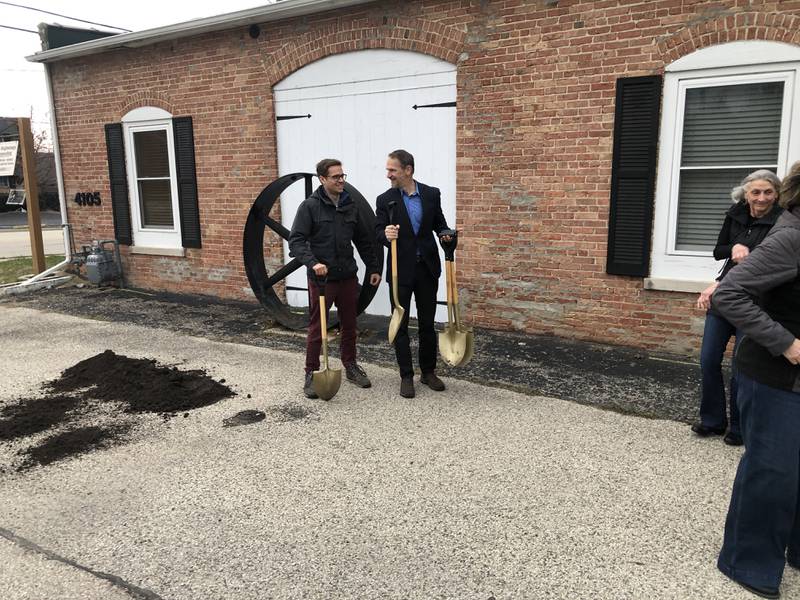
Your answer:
[48,350,235,415]
[20,426,127,470]
[0,396,82,442]
[222,409,266,427]
[2,350,236,471]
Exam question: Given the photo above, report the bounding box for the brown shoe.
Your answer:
[420,372,445,391]
[400,377,415,398]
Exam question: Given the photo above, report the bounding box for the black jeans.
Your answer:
[389,259,438,379]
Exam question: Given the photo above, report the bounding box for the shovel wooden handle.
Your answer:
[390,238,401,309]
[319,293,329,370]
[445,260,454,326]
[451,260,462,329]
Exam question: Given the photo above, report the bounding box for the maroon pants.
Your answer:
[305,276,358,373]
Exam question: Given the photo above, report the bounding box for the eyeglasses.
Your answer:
[323,173,347,182]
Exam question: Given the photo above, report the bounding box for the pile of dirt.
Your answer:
[1,350,235,472]
[48,350,235,414]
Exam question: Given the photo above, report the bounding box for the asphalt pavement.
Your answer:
[1,304,795,600]
[0,209,62,230]
[0,229,65,259]
[0,209,65,259]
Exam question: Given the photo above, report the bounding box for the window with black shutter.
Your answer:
[105,107,201,250]
[606,76,662,277]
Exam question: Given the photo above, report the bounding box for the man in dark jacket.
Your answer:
[375,149,452,398]
[289,158,381,398]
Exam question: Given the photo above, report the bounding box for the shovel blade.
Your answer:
[439,325,468,367]
[312,368,342,401]
[388,306,405,345]
[455,330,474,367]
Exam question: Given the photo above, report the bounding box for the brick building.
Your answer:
[27,0,800,355]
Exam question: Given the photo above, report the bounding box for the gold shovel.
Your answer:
[450,257,474,367]
[439,258,468,367]
[438,230,471,367]
[387,237,405,344]
[312,277,341,400]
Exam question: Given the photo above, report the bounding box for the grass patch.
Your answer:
[0,255,64,285]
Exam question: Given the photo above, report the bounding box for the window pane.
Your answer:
[675,168,763,251]
[134,130,170,178]
[681,82,783,166]
[138,180,173,228]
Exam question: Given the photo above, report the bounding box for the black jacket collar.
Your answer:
[726,199,782,226]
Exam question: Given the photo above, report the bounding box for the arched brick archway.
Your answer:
[264,16,466,86]
[118,92,175,121]
[657,11,800,65]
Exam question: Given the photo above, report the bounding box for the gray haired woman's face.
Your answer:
[744,179,777,218]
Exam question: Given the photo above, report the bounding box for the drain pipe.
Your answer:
[13,61,72,287]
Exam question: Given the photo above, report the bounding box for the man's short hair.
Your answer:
[316,158,342,178]
[388,149,414,174]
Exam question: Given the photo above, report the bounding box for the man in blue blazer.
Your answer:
[375,149,452,398]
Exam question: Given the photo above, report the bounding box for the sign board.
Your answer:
[6,189,25,206]
[0,141,19,176]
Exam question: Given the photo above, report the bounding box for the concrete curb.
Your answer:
[0,275,73,296]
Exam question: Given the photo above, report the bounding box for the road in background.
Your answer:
[0,229,64,259]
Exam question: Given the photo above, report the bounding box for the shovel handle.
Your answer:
[319,292,330,370]
[451,260,462,329]
[439,229,458,262]
[390,238,401,308]
[445,260,454,326]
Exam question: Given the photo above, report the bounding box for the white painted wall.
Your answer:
[274,49,457,320]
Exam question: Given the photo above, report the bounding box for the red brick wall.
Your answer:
[49,0,800,355]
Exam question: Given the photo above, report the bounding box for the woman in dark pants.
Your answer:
[712,161,800,599]
[692,170,782,446]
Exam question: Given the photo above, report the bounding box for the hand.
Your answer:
[369,273,381,286]
[440,234,453,243]
[731,244,750,263]
[696,282,719,310]
[783,339,800,365]
[385,224,399,240]
[312,263,327,277]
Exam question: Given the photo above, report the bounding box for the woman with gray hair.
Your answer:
[712,161,800,598]
[692,169,782,446]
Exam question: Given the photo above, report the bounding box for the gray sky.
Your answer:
[1,1,272,134]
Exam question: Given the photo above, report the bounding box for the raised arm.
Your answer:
[712,229,800,357]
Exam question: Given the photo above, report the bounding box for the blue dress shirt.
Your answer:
[402,183,422,236]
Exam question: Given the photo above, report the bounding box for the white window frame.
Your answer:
[647,41,800,291]
[121,106,181,249]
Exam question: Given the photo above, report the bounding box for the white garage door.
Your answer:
[274,49,457,321]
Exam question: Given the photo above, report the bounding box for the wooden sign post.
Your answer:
[18,117,45,274]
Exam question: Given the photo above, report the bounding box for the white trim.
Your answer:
[668,41,800,72]
[664,70,792,256]
[26,0,377,64]
[122,106,173,122]
[122,116,182,249]
[651,43,800,285]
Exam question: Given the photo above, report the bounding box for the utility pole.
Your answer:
[18,117,45,274]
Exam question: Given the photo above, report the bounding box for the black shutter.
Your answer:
[173,116,202,248]
[104,123,132,245]
[606,75,662,277]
